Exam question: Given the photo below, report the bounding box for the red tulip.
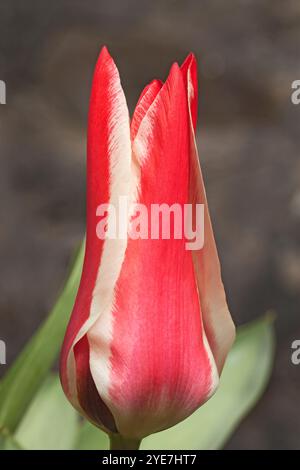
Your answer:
[60,47,235,445]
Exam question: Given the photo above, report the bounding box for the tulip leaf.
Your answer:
[12,374,108,450]
[0,243,84,433]
[14,375,79,450]
[0,429,23,450]
[142,314,275,450]
[75,421,109,450]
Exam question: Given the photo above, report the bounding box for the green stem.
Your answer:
[109,433,141,450]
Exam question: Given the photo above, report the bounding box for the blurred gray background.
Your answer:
[0,0,300,449]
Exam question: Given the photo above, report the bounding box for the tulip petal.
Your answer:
[181,53,198,131]
[181,54,236,373]
[89,62,219,439]
[60,46,132,431]
[131,79,162,141]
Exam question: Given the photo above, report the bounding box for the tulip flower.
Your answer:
[60,46,235,450]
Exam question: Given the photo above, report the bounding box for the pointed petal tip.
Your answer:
[98,46,118,68]
[171,61,180,71]
[181,52,197,71]
[93,46,121,81]
[168,61,182,80]
[100,45,109,56]
[98,45,113,62]
[150,78,163,87]
[187,52,196,62]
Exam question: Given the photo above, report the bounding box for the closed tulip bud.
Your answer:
[60,46,235,449]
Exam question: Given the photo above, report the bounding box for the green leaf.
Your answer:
[75,421,108,450]
[0,428,23,450]
[15,375,79,450]
[142,315,275,450]
[12,373,108,450]
[0,243,84,433]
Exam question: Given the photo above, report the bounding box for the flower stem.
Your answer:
[109,433,141,450]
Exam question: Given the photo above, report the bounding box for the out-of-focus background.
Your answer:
[0,0,299,449]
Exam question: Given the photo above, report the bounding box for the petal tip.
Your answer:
[99,45,110,57]
[181,52,197,72]
[168,61,183,82]
[97,45,116,68]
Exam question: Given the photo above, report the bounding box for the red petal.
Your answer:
[131,79,162,141]
[181,53,198,131]
[60,46,131,429]
[181,53,236,372]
